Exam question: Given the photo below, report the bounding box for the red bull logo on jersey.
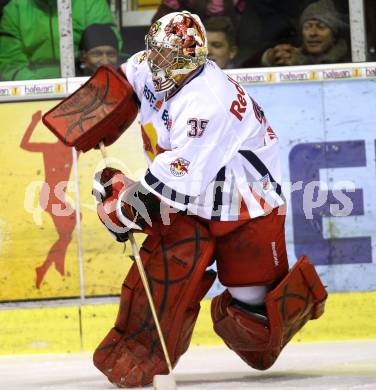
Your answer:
[170,158,190,177]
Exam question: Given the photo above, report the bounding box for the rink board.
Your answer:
[0,99,146,301]
[0,64,375,354]
[0,291,375,355]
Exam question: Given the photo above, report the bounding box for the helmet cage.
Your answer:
[145,36,197,92]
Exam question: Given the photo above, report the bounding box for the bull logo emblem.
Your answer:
[170,158,190,177]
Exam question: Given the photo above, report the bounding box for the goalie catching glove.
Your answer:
[93,167,158,242]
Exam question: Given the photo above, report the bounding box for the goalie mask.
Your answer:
[145,11,208,92]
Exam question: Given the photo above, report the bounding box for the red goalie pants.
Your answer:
[206,207,289,287]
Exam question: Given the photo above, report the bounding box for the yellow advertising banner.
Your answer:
[1,97,376,355]
[0,100,147,301]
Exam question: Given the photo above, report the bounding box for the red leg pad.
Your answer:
[211,256,328,370]
[93,214,215,387]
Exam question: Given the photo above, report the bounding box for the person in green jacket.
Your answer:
[0,0,122,80]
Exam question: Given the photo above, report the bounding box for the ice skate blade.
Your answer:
[153,373,177,389]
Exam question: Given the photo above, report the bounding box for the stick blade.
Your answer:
[153,374,177,390]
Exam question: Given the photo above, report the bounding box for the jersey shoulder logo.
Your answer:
[170,158,190,177]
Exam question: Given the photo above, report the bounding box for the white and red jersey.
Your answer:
[121,52,285,221]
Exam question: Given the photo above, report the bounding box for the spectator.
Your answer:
[237,0,318,67]
[77,23,119,76]
[204,16,238,69]
[260,0,349,66]
[151,0,246,28]
[0,0,122,81]
[151,1,316,68]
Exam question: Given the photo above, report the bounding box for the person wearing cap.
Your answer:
[261,0,349,66]
[77,24,120,76]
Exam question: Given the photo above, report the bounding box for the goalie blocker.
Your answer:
[42,64,138,152]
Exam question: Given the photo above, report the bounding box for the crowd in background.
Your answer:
[0,0,374,81]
